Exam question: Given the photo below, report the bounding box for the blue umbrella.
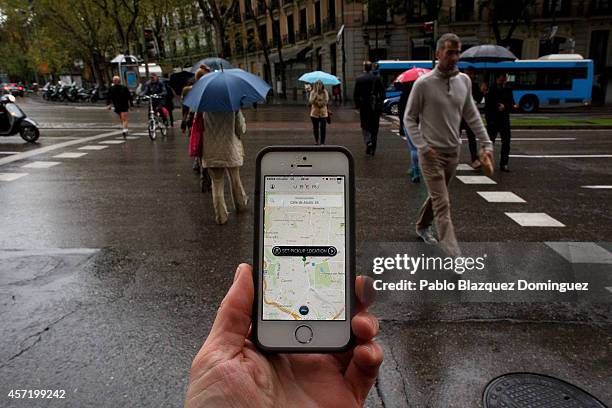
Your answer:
[183,69,271,112]
[190,57,234,73]
[298,71,341,86]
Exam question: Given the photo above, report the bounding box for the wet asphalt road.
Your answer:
[0,98,611,407]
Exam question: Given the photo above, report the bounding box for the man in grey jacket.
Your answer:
[403,33,493,256]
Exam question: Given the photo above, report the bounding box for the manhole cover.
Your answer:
[483,373,607,408]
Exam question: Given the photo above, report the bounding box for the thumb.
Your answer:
[204,263,254,354]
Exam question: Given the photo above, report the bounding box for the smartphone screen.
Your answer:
[262,175,346,321]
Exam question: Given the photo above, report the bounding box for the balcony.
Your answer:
[296,30,308,42]
[322,18,337,32]
[308,24,321,37]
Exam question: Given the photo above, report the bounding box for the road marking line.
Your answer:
[21,161,61,169]
[99,140,125,144]
[0,130,121,167]
[0,248,100,260]
[510,154,612,158]
[545,242,612,264]
[606,287,612,294]
[79,145,109,151]
[0,151,19,155]
[0,173,28,181]
[132,132,149,136]
[456,164,476,171]
[53,152,88,159]
[456,175,496,184]
[477,191,526,203]
[505,212,565,227]
[462,138,576,141]
[582,185,612,189]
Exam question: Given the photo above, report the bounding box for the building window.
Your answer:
[287,14,295,43]
[454,0,474,21]
[543,0,570,17]
[330,43,337,75]
[273,19,281,47]
[258,24,267,46]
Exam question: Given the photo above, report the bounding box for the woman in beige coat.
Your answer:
[308,80,329,145]
[202,110,248,225]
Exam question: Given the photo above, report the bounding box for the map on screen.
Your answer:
[262,176,346,321]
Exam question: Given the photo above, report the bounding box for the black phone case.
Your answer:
[252,145,356,353]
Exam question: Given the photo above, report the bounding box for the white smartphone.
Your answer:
[253,146,355,352]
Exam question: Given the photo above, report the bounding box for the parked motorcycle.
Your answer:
[0,94,40,143]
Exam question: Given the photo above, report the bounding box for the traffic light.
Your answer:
[422,21,435,47]
[144,27,158,60]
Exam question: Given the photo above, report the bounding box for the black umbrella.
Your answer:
[190,57,234,73]
[459,45,517,62]
[168,70,194,95]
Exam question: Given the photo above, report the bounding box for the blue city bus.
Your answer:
[375,55,593,113]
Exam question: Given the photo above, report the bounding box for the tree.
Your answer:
[91,0,141,54]
[479,0,535,46]
[196,0,238,57]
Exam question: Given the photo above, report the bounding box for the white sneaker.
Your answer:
[416,227,438,244]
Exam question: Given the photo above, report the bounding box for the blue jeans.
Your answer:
[403,123,420,180]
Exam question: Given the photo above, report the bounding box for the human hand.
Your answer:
[423,147,437,160]
[497,103,505,112]
[185,264,383,408]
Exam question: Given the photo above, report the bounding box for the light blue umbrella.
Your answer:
[184,68,271,112]
[298,71,341,86]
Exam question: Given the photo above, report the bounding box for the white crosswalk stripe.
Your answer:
[456,164,476,171]
[505,212,565,227]
[99,140,126,144]
[79,145,109,151]
[456,175,496,184]
[54,152,88,159]
[477,192,526,203]
[0,173,28,181]
[22,161,61,169]
[545,242,612,264]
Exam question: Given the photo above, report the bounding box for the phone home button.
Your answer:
[294,325,313,344]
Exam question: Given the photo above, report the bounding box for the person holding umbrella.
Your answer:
[308,80,329,145]
[183,68,271,225]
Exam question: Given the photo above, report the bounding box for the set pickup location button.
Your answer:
[272,246,337,257]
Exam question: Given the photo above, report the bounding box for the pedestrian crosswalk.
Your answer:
[0,130,133,185]
[456,163,566,228]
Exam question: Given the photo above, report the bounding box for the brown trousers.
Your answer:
[207,167,248,225]
[416,150,460,256]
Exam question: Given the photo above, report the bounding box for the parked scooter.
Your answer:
[0,94,40,143]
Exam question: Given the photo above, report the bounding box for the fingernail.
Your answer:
[234,265,242,282]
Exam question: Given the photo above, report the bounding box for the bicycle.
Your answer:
[143,95,167,140]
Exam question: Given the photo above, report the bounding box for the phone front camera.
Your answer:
[303,157,307,161]
[291,164,294,167]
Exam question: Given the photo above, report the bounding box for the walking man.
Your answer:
[403,33,493,256]
[460,66,484,168]
[354,61,385,155]
[106,76,133,137]
[485,72,514,172]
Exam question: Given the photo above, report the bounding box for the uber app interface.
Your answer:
[262,176,346,321]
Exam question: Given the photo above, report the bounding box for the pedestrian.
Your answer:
[397,82,420,182]
[163,80,176,127]
[202,107,249,225]
[188,65,212,186]
[353,61,385,156]
[485,71,513,172]
[181,77,196,135]
[460,66,485,169]
[403,33,493,256]
[308,80,329,145]
[184,264,382,408]
[141,73,167,122]
[106,75,133,137]
[332,84,342,105]
[303,83,312,100]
